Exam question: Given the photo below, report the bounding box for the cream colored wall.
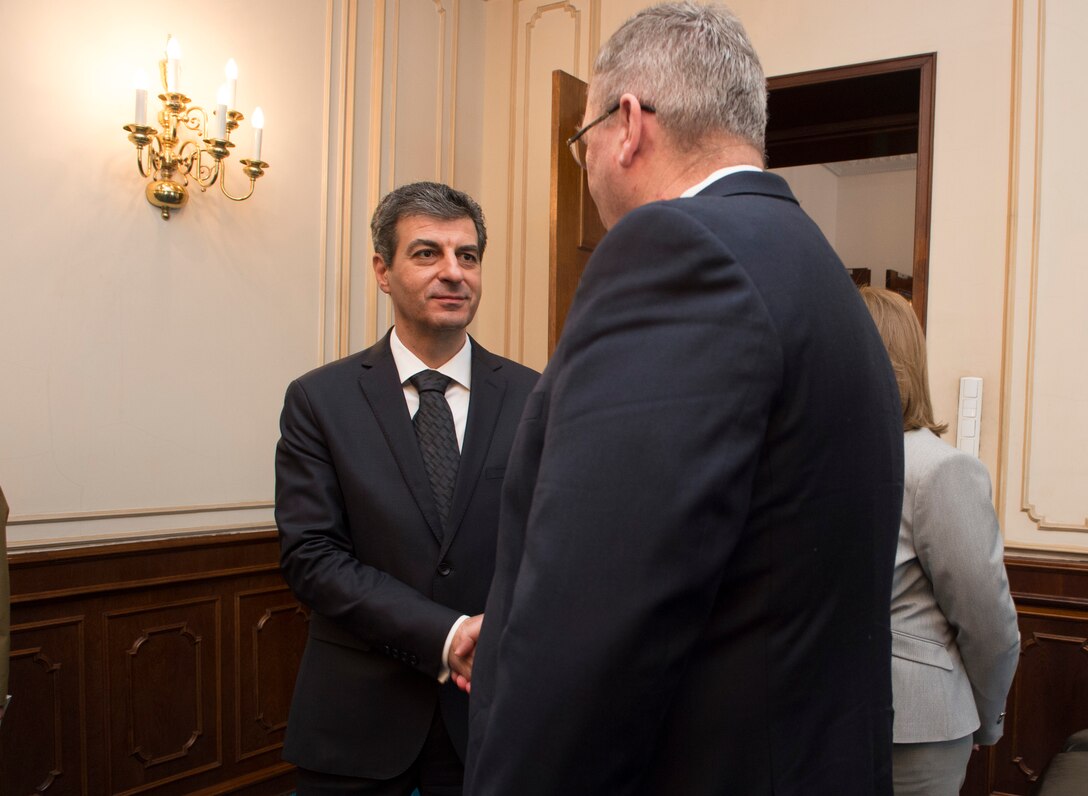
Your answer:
[0,0,489,547]
[5,0,1083,554]
[835,169,917,290]
[768,165,916,291]
[769,165,841,250]
[475,0,1086,554]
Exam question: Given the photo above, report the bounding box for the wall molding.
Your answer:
[1006,0,1088,534]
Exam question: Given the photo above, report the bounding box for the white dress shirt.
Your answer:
[680,164,763,197]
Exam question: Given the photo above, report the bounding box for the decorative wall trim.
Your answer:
[365,0,388,346]
[448,0,460,183]
[1011,0,1088,533]
[504,1,591,363]
[336,0,360,359]
[318,0,335,365]
[11,501,273,527]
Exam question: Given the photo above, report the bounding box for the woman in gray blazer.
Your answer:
[861,288,1021,796]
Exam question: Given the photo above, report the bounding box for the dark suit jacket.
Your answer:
[276,333,537,779]
[465,171,904,795]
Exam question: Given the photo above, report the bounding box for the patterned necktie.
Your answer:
[409,370,460,528]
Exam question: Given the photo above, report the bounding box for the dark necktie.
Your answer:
[409,370,460,528]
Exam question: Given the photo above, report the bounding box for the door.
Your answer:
[548,70,604,356]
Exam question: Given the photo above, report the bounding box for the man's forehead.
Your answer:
[395,214,478,247]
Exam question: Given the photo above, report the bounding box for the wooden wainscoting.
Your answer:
[2,537,1085,795]
[0,530,304,795]
[962,554,1088,796]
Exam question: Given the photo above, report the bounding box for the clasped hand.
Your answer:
[448,614,482,693]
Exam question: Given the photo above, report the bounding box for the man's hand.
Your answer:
[448,613,482,693]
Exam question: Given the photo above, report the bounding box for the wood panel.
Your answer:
[236,590,308,761]
[0,531,301,795]
[962,555,1088,796]
[2,536,1084,794]
[0,617,87,794]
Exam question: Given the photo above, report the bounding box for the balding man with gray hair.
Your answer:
[464,4,902,794]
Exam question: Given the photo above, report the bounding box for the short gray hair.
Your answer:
[591,1,767,153]
[370,181,487,266]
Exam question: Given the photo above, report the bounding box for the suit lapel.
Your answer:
[357,335,446,543]
[441,341,506,554]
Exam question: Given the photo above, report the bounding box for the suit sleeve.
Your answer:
[276,378,459,678]
[913,451,1020,745]
[471,204,783,793]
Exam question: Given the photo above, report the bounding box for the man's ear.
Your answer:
[617,93,646,168]
[373,254,391,294]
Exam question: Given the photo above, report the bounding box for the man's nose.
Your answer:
[438,251,465,281]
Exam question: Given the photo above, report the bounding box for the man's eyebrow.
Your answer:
[404,238,479,255]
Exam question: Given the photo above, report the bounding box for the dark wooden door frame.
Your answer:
[767,53,936,328]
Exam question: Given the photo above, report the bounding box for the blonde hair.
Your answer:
[859,287,948,436]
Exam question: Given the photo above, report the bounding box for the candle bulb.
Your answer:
[224,58,238,109]
[252,106,265,161]
[134,68,149,126]
[214,84,229,139]
[166,36,181,93]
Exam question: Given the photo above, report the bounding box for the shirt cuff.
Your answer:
[438,615,470,683]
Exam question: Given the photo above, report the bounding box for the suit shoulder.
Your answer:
[293,351,367,385]
[905,428,989,490]
[285,340,388,398]
[471,340,540,386]
[496,356,540,386]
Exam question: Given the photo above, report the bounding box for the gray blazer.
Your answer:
[892,428,1020,745]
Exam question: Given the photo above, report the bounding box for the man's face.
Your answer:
[373,214,482,346]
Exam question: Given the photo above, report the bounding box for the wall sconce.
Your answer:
[122,36,268,220]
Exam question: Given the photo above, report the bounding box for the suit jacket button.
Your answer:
[437,562,452,576]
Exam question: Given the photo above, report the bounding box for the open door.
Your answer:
[548,70,605,356]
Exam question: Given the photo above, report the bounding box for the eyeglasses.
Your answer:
[566,100,656,169]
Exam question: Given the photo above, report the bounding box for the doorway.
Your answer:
[549,53,936,350]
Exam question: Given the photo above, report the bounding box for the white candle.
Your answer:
[252,106,265,160]
[134,69,149,126]
[214,83,229,139]
[224,58,238,109]
[166,36,181,92]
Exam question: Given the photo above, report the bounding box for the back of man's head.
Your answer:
[591,1,766,154]
[370,181,487,266]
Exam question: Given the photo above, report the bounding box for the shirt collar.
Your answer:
[390,327,473,390]
[680,164,763,198]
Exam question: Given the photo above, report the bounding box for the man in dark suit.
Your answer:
[276,181,538,795]
[464,4,904,795]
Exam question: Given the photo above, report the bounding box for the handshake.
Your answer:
[448,613,482,694]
